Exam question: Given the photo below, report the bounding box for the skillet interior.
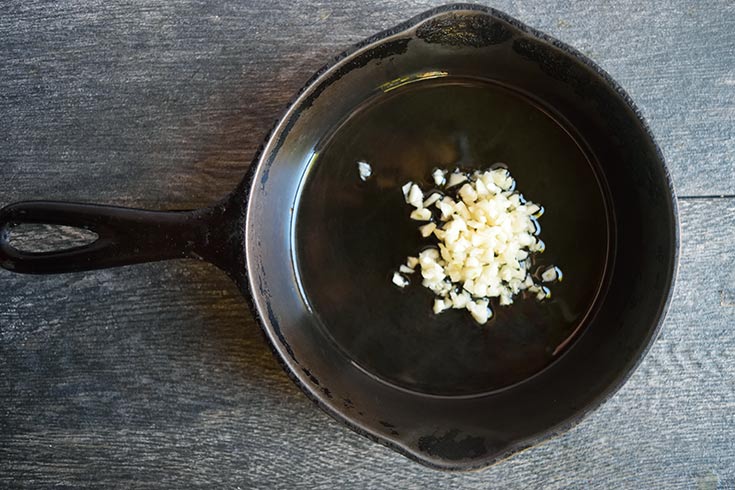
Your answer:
[295,76,612,397]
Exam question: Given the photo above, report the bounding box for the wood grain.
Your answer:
[0,0,732,207]
[1,1,733,488]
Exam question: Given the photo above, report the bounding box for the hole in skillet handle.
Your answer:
[7,223,99,253]
[0,198,245,276]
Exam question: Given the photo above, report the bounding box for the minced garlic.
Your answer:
[357,161,373,181]
[393,166,561,324]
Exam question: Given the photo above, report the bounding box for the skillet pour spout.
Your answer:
[0,4,678,470]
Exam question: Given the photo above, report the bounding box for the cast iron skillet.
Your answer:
[0,4,678,470]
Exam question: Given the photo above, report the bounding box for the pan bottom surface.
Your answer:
[295,77,612,396]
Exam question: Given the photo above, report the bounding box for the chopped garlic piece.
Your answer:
[466,299,491,324]
[357,161,372,181]
[541,266,563,283]
[458,183,478,204]
[446,172,468,188]
[406,256,419,269]
[407,184,424,208]
[419,222,437,237]
[423,192,442,208]
[432,168,447,186]
[402,182,413,201]
[410,208,432,221]
[419,247,440,261]
[437,198,455,219]
[399,265,415,274]
[449,290,471,309]
[433,298,450,314]
[392,272,409,288]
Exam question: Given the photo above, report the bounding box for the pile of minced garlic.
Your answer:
[392,166,562,324]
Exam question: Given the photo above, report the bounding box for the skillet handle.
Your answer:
[0,200,243,274]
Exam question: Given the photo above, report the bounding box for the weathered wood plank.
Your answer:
[0,0,732,207]
[0,199,733,489]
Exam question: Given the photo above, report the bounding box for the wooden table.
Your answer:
[1,1,733,488]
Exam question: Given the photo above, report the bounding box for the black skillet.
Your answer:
[0,4,678,470]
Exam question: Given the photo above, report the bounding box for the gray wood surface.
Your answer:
[1,1,733,488]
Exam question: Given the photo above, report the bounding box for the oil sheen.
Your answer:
[295,78,611,396]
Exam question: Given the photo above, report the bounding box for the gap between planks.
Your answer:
[677,195,735,200]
